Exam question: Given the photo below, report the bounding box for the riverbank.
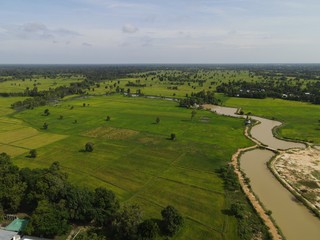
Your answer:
[271,147,320,216]
[203,104,283,239]
[204,104,320,240]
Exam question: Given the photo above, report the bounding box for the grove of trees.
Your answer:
[0,153,183,239]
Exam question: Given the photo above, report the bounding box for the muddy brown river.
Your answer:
[210,105,320,240]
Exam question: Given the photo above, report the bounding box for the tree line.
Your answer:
[217,79,320,104]
[179,90,221,108]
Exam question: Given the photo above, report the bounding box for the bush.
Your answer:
[85,142,94,152]
[170,133,176,140]
[29,149,37,158]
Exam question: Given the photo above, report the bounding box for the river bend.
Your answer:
[210,105,320,240]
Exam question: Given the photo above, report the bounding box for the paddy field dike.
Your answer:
[0,94,257,239]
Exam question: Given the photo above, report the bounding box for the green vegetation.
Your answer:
[223,97,320,144]
[29,149,37,158]
[3,64,319,239]
[0,75,83,94]
[9,95,255,239]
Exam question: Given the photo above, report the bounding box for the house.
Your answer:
[0,229,20,240]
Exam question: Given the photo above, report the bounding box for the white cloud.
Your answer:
[122,24,139,33]
[0,22,80,41]
[82,42,92,47]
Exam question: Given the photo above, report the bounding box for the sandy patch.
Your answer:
[274,147,320,209]
[83,126,138,140]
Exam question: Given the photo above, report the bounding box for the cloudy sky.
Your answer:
[0,0,319,64]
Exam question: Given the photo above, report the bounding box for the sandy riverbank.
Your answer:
[274,147,320,210]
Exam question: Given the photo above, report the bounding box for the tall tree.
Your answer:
[65,186,94,222]
[0,153,26,211]
[25,200,69,238]
[161,205,184,236]
[93,187,120,226]
[112,204,142,240]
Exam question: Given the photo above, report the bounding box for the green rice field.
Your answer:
[1,95,254,239]
[1,69,319,239]
[223,97,320,144]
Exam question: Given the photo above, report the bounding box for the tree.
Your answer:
[0,153,26,212]
[93,187,120,226]
[59,115,63,120]
[43,122,48,130]
[230,202,245,219]
[65,186,94,222]
[106,116,111,121]
[29,149,37,158]
[85,142,94,152]
[155,117,160,124]
[44,108,50,116]
[138,219,159,240]
[74,231,107,240]
[161,205,184,236]
[191,110,197,120]
[25,200,69,238]
[23,162,69,204]
[170,133,176,140]
[112,204,143,240]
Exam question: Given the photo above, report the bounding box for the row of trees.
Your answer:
[0,153,183,239]
[216,79,320,104]
[179,90,221,108]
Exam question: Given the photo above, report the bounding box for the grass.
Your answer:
[0,97,69,157]
[0,75,83,93]
[1,69,318,238]
[223,97,320,144]
[9,94,253,239]
[88,70,259,98]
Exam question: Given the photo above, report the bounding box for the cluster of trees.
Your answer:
[0,153,183,239]
[125,81,147,87]
[217,77,320,104]
[11,83,89,110]
[179,90,221,108]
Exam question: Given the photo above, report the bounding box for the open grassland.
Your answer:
[11,95,254,239]
[0,75,83,93]
[0,97,68,157]
[88,70,259,97]
[223,97,320,144]
[0,96,28,115]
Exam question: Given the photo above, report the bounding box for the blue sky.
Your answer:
[0,0,319,63]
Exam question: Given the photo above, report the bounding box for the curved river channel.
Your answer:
[210,106,320,240]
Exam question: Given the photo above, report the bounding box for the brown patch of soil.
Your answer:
[274,147,320,209]
[82,126,138,140]
[137,137,160,144]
